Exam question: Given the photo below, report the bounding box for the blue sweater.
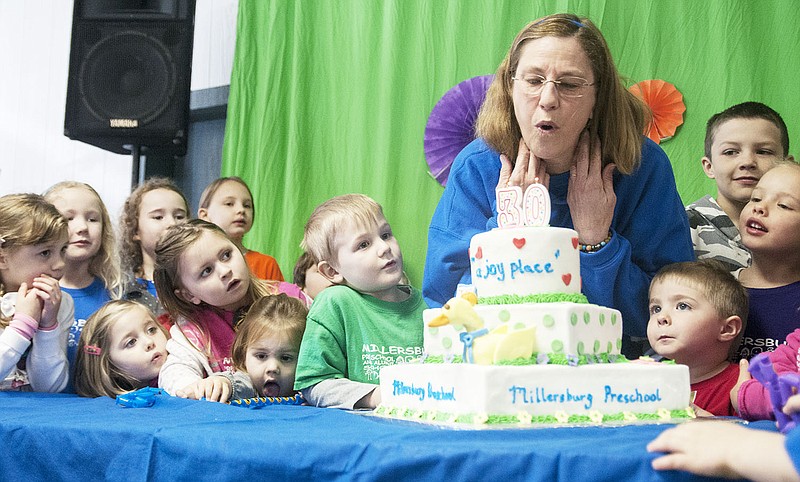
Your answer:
[423,137,694,339]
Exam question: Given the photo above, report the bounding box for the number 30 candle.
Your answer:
[496,178,551,228]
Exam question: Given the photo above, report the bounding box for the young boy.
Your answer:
[686,102,792,272]
[292,251,332,301]
[294,194,425,409]
[647,260,747,416]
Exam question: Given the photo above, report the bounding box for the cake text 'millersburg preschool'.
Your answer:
[391,379,663,410]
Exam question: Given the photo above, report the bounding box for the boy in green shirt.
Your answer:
[295,194,425,409]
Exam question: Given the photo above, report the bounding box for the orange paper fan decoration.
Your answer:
[629,79,686,144]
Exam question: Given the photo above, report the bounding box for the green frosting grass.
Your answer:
[375,406,696,426]
[477,293,589,305]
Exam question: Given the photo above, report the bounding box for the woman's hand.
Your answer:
[31,275,62,330]
[567,130,616,245]
[499,138,550,192]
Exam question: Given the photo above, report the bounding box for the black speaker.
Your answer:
[64,0,196,155]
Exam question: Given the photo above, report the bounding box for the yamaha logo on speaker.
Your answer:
[110,119,139,128]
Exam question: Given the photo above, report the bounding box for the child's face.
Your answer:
[107,306,168,384]
[199,181,253,241]
[134,188,188,257]
[739,164,800,254]
[646,278,726,364]
[0,235,67,291]
[325,215,405,301]
[303,263,332,299]
[244,332,298,397]
[49,187,103,264]
[176,230,252,311]
[703,117,784,208]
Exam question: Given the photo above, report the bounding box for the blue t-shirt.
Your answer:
[61,277,111,392]
[738,281,800,360]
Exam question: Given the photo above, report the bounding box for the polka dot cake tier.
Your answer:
[422,300,623,362]
[377,182,692,426]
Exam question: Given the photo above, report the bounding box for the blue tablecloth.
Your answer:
[0,391,771,481]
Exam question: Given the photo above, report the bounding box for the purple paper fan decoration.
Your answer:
[424,75,494,186]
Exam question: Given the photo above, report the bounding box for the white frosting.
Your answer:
[470,226,581,298]
[380,362,691,418]
[424,303,622,359]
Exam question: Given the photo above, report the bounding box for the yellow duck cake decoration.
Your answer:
[428,293,536,364]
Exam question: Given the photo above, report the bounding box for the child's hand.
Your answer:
[648,420,797,481]
[14,282,43,322]
[175,376,232,403]
[730,358,751,412]
[31,275,62,330]
[783,394,800,417]
[689,404,714,418]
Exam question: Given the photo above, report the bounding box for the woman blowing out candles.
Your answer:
[422,13,693,357]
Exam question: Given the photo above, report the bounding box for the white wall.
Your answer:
[0,0,238,218]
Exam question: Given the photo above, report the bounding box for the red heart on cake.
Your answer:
[475,247,483,259]
[572,237,579,249]
[512,238,526,249]
[562,273,572,286]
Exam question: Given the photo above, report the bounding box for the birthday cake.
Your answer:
[377,183,692,426]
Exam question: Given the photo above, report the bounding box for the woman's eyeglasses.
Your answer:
[511,75,595,98]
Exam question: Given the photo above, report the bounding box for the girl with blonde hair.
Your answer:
[44,181,125,388]
[74,300,168,398]
[198,176,284,281]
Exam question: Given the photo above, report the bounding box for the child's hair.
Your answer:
[292,251,317,289]
[43,181,124,299]
[0,193,69,325]
[301,194,385,265]
[73,300,169,398]
[230,293,308,372]
[119,177,189,278]
[704,101,790,159]
[651,259,749,359]
[154,219,278,324]
[198,176,255,218]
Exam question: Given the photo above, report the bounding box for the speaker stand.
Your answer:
[131,144,145,188]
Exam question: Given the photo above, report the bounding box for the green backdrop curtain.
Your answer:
[222,0,800,287]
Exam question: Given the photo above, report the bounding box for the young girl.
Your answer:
[153,220,307,396]
[731,161,800,420]
[177,293,307,402]
[119,177,190,302]
[197,177,284,281]
[43,182,124,377]
[0,193,72,392]
[74,300,169,398]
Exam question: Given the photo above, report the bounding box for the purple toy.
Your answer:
[748,353,800,433]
